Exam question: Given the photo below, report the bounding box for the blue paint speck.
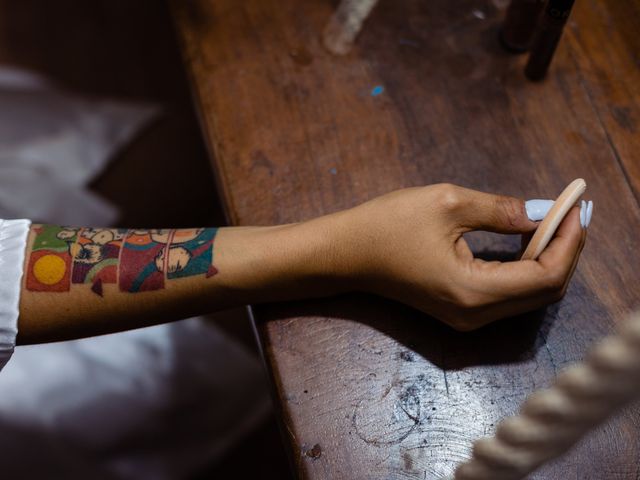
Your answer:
[329,167,337,175]
[371,85,384,97]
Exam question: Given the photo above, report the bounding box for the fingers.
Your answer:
[536,206,584,277]
[559,222,587,294]
[444,186,538,235]
[424,185,588,331]
[447,292,563,331]
[464,206,584,301]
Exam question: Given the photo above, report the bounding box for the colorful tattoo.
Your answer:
[26,226,219,296]
[26,226,79,292]
[71,228,127,296]
[119,230,170,293]
[165,228,218,280]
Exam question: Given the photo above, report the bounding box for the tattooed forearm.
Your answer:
[73,228,127,295]
[26,226,219,296]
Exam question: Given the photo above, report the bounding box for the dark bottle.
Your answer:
[525,0,576,80]
[500,0,547,53]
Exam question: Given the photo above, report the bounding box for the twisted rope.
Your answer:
[323,0,379,55]
[448,311,640,480]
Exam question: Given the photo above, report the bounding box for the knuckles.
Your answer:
[432,183,466,213]
[495,196,526,230]
[435,284,491,332]
[450,288,488,312]
[542,268,567,295]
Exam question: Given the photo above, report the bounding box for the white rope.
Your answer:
[323,0,379,55]
[446,311,640,480]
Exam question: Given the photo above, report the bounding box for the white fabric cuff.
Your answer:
[0,219,31,372]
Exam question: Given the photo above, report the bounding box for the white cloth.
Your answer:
[0,65,158,225]
[0,218,30,372]
[0,317,271,480]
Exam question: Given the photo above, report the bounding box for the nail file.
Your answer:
[521,178,587,261]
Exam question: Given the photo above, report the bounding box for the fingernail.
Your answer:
[580,200,587,228]
[586,200,593,227]
[525,199,554,221]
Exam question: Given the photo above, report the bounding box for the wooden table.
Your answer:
[171,0,640,478]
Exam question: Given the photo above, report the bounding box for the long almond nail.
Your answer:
[586,200,593,227]
[580,200,587,228]
[525,199,555,221]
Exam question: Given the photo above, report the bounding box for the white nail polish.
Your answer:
[580,200,587,228]
[525,199,555,221]
[586,200,593,227]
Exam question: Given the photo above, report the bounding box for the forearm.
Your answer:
[15,184,586,342]
[18,218,350,344]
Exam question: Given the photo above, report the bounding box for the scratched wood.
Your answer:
[171,0,640,478]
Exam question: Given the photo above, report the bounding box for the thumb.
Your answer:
[451,188,538,234]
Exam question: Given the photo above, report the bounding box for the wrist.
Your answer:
[213,217,356,305]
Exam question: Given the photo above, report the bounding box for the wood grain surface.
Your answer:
[171,0,640,478]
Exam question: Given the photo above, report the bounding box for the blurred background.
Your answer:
[0,0,292,478]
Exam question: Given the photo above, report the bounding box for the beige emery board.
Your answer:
[521,178,587,261]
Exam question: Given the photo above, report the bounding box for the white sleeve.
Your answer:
[0,219,31,372]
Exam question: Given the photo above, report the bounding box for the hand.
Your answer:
[332,184,586,331]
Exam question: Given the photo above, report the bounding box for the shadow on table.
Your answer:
[256,289,553,372]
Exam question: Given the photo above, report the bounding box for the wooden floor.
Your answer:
[173,0,640,478]
[0,1,292,478]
